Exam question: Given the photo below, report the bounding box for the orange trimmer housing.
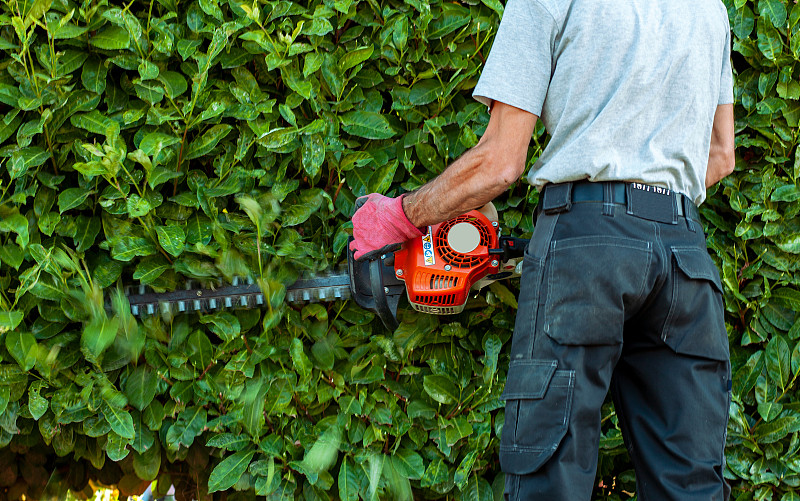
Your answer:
[392,210,500,315]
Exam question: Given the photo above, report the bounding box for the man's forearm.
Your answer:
[705,146,735,187]
[705,104,735,188]
[401,143,519,228]
[397,102,537,229]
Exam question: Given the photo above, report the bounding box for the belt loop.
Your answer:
[625,183,634,216]
[542,183,573,215]
[670,191,678,225]
[602,182,614,216]
[683,195,696,232]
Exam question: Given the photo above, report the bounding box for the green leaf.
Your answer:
[90,25,131,50]
[148,167,183,189]
[733,6,756,38]
[24,0,53,28]
[420,458,448,488]
[167,406,207,449]
[758,401,783,422]
[301,134,325,178]
[106,431,130,461]
[753,416,800,444]
[339,46,374,72]
[207,433,251,451]
[766,335,792,390]
[759,0,788,28]
[82,58,108,94]
[773,288,800,310]
[156,225,186,257]
[102,402,136,440]
[74,216,101,253]
[774,232,800,254]
[483,335,501,384]
[5,330,37,371]
[409,80,445,106]
[133,440,161,481]
[783,491,800,501]
[423,375,459,405]
[239,381,266,439]
[187,330,213,369]
[159,71,189,99]
[290,337,312,382]
[368,159,398,194]
[258,127,297,150]
[302,425,341,475]
[757,19,783,60]
[480,0,504,16]
[0,214,29,248]
[140,132,181,156]
[112,237,158,261]
[338,457,361,501]
[282,189,325,226]
[428,4,470,39]
[138,60,159,80]
[57,188,92,213]
[135,81,165,104]
[199,312,241,342]
[38,211,60,236]
[340,111,395,140]
[311,337,335,371]
[208,449,256,493]
[0,311,23,333]
[393,449,424,480]
[0,244,24,270]
[71,110,120,137]
[489,282,518,309]
[186,125,233,160]
[455,474,493,501]
[301,17,333,36]
[8,147,50,180]
[0,114,22,146]
[126,194,154,218]
[281,65,313,100]
[133,256,170,285]
[28,381,48,420]
[124,366,158,411]
[82,316,120,360]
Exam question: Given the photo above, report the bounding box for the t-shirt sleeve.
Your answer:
[718,16,734,105]
[472,0,559,116]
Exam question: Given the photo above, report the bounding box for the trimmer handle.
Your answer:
[347,238,405,331]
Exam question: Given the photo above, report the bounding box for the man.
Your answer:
[350,0,735,499]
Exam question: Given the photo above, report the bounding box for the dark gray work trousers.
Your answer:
[501,182,731,501]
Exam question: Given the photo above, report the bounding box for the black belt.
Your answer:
[541,181,700,223]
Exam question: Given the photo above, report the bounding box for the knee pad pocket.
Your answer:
[499,359,575,475]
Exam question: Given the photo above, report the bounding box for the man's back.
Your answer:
[474,0,732,203]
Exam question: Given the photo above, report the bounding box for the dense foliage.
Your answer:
[0,0,796,499]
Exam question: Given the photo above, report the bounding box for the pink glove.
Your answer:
[349,193,423,261]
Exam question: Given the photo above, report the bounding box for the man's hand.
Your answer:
[349,193,423,261]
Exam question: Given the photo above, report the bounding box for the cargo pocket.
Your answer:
[499,359,575,475]
[663,247,728,361]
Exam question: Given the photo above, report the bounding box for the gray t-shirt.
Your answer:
[473,0,734,205]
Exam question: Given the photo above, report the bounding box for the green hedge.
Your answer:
[0,0,797,499]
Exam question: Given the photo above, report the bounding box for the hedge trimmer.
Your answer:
[124,208,528,329]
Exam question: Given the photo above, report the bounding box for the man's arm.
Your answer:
[402,102,538,227]
[705,103,735,188]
